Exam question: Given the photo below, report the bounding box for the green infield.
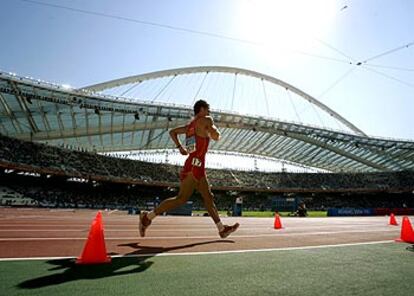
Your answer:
[1,242,413,296]
[192,210,328,217]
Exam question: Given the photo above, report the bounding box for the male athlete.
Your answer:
[139,100,239,238]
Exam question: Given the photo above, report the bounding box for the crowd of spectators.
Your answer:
[1,133,413,195]
[0,171,239,210]
[1,172,412,211]
[208,169,413,191]
[0,172,171,209]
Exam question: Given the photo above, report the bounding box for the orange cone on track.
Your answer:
[274,213,283,229]
[395,216,414,243]
[76,211,111,264]
[389,213,398,226]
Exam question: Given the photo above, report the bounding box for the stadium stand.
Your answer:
[1,134,413,211]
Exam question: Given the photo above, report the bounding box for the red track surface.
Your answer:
[0,208,405,259]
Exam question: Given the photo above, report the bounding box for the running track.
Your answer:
[0,208,405,259]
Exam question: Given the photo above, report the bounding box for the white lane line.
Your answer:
[0,226,398,233]
[0,240,395,261]
[0,229,399,241]
[0,224,394,229]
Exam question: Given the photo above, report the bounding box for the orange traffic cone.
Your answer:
[395,216,414,243]
[389,213,398,226]
[274,213,283,229]
[76,211,111,264]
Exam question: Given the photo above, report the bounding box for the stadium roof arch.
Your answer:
[0,67,413,173]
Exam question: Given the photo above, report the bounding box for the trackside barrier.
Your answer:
[374,208,414,215]
[328,208,414,216]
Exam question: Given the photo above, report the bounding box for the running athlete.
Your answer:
[139,100,239,238]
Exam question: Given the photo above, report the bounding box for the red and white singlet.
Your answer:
[180,117,210,181]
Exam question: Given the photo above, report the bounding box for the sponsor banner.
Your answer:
[328,208,374,216]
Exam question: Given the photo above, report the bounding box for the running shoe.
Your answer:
[219,223,240,238]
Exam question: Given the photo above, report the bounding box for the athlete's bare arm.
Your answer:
[204,116,220,141]
[169,126,188,155]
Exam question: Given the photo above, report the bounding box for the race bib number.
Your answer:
[191,157,202,167]
[185,136,196,154]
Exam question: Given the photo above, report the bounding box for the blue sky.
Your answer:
[1,0,413,140]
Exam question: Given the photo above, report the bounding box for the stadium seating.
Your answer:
[1,134,413,211]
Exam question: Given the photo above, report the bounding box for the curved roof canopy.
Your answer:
[82,66,366,136]
[0,68,413,172]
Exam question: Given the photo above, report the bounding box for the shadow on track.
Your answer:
[118,239,235,256]
[17,239,234,289]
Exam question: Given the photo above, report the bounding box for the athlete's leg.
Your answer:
[153,173,196,215]
[139,173,196,237]
[197,176,220,223]
[198,176,239,238]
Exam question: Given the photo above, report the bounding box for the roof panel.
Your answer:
[1,72,413,172]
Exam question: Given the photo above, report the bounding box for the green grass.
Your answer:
[244,211,327,217]
[304,211,328,217]
[192,210,228,216]
[192,210,328,217]
[243,211,277,217]
[1,243,413,296]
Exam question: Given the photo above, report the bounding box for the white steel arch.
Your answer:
[81,66,366,136]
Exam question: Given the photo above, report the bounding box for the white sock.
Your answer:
[216,221,224,232]
[147,211,156,220]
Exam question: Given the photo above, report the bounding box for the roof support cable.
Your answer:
[261,79,271,117]
[192,72,209,105]
[140,129,168,149]
[310,103,326,130]
[361,66,414,89]
[286,89,301,123]
[361,40,414,64]
[363,63,414,72]
[317,66,356,100]
[120,80,142,97]
[231,73,237,111]
[151,75,176,103]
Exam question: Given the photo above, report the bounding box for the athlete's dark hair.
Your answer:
[193,100,209,115]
